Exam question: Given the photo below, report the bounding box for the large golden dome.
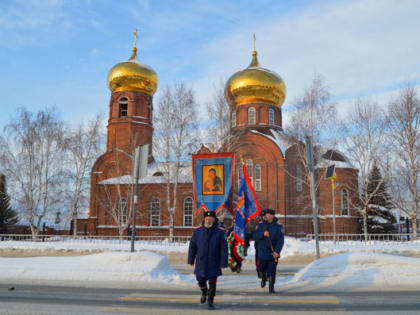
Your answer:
[107,44,158,95]
[225,50,286,107]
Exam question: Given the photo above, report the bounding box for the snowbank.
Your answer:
[288,252,420,291]
[0,251,192,284]
[2,237,420,258]
[0,239,189,253]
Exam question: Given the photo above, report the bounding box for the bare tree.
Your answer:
[64,114,104,237]
[284,74,338,219]
[96,150,134,238]
[340,98,394,239]
[387,84,420,238]
[154,83,200,241]
[0,108,65,237]
[205,79,230,149]
[286,74,337,146]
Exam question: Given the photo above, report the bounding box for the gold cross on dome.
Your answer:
[133,29,139,48]
[253,33,256,51]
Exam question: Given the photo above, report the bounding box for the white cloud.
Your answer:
[0,0,70,47]
[195,0,420,114]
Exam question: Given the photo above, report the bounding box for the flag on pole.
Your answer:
[233,164,261,244]
[228,164,261,271]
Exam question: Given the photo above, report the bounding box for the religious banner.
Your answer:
[192,152,234,216]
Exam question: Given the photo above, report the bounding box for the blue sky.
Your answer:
[0,0,419,128]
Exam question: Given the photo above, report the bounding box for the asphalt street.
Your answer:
[1,282,420,315]
[1,262,420,315]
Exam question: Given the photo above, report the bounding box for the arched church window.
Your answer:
[150,198,160,226]
[248,107,256,125]
[246,159,253,185]
[269,109,275,125]
[296,165,302,192]
[118,197,128,225]
[255,164,261,191]
[119,97,128,117]
[341,189,348,215]
[183,197,193,227]
[232,111,236,128]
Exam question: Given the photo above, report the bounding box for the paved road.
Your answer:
[2,282,420,315]
[2,263,420,314]
[172,262,302,276]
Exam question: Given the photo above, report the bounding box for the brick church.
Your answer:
[85,35,359,237]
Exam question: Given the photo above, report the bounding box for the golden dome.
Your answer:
[107,39,158,95]
[225,50,286,107]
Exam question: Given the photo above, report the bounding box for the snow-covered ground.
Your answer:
[1,250,420,291]
[1,237,420,291]
[1,236,420,258]
[285,252,420,291]
[0,251,193,285]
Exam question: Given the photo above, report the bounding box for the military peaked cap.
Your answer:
[204,211,216,218]
[264,208,276,215]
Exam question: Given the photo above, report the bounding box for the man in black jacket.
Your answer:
[188,211,228,310]
[253,209,284,294]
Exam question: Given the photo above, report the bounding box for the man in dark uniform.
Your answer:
[188,211,228,310]
[254,209,266,279]
[253,208,284,294]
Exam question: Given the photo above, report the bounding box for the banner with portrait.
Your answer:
[192,152,234,216]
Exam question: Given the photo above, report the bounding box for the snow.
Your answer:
[316,158,355,169]
[249,129,293,156]
[0,239,189,253]
[2,236,420,257]
[0,251,192,284]
[99,162,192,185]
[1,237,420,290]
[287,252,420,291]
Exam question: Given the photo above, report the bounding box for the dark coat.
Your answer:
[253,217,284,261]
[188,219,228,278]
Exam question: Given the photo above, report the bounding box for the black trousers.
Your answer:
[257,259,278,277]
[196,276,218,295]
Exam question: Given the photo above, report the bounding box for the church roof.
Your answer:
[98,162,192,185]
[249,128,356,170]
[249,128,294,156]
[315,148,356,170]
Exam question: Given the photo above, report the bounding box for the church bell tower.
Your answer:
[106,30,158,155]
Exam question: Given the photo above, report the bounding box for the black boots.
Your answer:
[200,286,207,304]
[268,276,276,294]
[207,288,215,310]
[260,273,267,288]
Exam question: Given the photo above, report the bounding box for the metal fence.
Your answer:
[0,234,191,244]
[305,233,420,242]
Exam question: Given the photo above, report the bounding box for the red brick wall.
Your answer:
[106,90,153,154]
[232,103,282,129]
[88,87,360,237]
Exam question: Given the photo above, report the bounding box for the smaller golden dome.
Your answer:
[107,37,158,95]
[225,50,286,107]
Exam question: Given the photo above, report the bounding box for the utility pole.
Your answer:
[305,136,320,259]
[326,164,336,244]
[131,144,149,253]
[332,177,336,244]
